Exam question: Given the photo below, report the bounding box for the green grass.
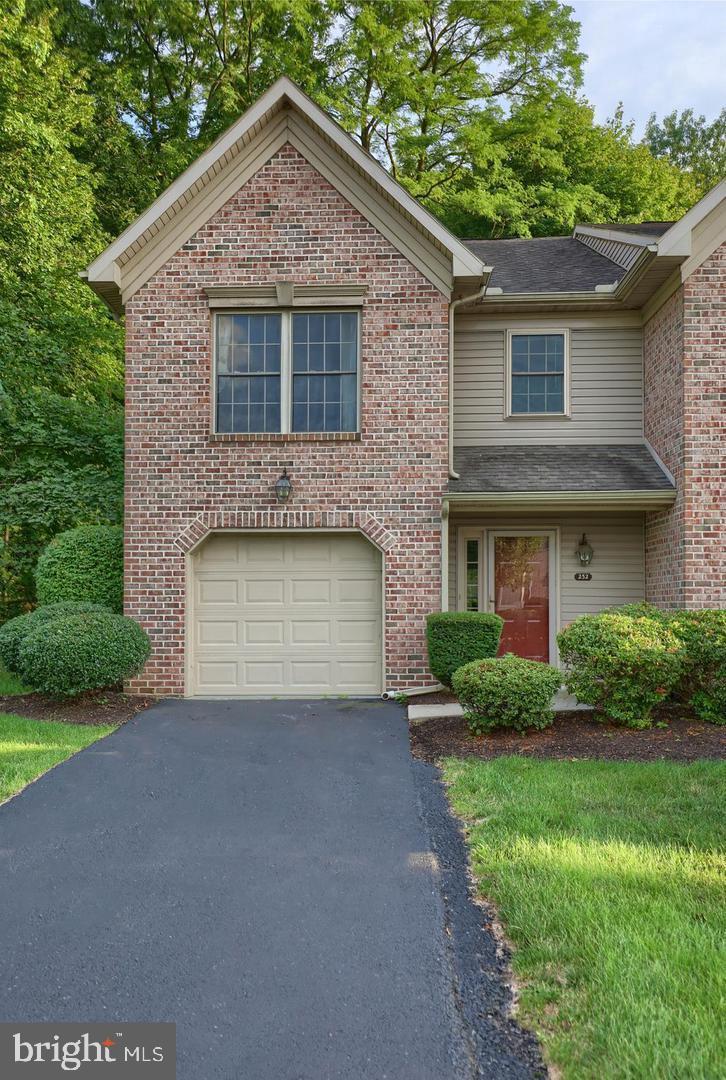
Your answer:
[0,713,115,802]
[443,756,726,1079]
[0,661,28,695]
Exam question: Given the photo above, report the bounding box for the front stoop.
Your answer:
[409,686,591,724]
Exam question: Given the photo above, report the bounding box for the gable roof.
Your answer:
[462,236,622,293]
[83,78,487,313]
[459,180,725,302]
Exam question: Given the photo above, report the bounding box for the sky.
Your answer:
[571,0,726,134]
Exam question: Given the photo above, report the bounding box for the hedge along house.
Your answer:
[83,78,726,697]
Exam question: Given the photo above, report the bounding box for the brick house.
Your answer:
[83,79,725,698]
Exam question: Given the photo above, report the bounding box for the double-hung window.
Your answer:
[215,310,359,434]
[506,330,569,416]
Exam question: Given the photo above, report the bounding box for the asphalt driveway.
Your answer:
[0,699,541,1079]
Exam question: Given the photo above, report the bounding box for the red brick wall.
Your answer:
[644,288,685,607]
[124,144,449,695]
[682,243,726,606]
[644,242,725,608]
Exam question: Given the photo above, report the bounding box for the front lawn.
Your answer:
[0,661,28,695]
[0,713,115,803]
[443,756,725,1079]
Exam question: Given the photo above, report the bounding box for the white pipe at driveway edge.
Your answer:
[382,684,445,700]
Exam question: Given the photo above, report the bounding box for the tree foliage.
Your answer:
[0,2,123,620]
[644,108,726,194]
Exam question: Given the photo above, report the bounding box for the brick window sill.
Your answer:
[209,432,362,444]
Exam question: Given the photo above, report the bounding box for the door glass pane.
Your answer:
[493,536,550,661]
[465,539,479,611]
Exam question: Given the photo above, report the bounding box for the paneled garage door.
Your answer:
[190,532,383,696]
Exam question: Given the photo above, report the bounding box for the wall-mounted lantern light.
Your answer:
[274,468,293,503]
[575,533,594,566]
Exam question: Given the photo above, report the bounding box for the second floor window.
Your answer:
[507,331,568,416]
[216,310,359,434]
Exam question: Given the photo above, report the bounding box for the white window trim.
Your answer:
[505,328,571,419]
[457,528,485,612]
[213,308,361,435]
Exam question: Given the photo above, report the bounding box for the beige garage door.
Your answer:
[190,532,383,696]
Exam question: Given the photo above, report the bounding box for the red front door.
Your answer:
[491,535,551,662]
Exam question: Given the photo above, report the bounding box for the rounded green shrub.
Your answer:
[18,611,150,696]
[606,601,671,623]
[557,612,683,729]
[35,525,123,613]
[452,654,562,734]
[669,609,726,725]
[426,612,504,688]
[0,602,111,674]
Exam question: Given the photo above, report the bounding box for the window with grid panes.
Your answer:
[215,311,358,434]
[509,333,566,415]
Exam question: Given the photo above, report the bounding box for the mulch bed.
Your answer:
[407,690,457,706]
[411,706,726,764]
[0,689,157,726]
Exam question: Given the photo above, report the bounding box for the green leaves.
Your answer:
[452,653,562,733]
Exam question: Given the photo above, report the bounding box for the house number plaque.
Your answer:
[574,572,593,581]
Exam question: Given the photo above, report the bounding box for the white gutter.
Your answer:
[444,489,676,510]
[449,274,491,477]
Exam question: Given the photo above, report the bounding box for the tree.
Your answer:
[0,2,124,618]
[324,0,584,197]
[644,108,726,195]
[420,96,700,237]
[50,0,335,234]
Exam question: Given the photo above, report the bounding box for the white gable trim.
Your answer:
[657,180,726,260]
[86,77,485,310]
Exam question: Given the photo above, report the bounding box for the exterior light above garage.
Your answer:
[576,533,594,566]
[274,468,293,503]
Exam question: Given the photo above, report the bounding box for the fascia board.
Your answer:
[657,180,726,258]
[444,489,676,510]
[86,76,486,286]
[574,225,653,247]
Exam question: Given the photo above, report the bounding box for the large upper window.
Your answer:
[215,311,359,434]
[507,331,568,416]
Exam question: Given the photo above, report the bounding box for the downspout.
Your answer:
[448,275,490,478]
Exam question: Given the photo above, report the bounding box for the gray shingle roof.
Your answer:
[449,445,675,494]
[462,236,623,293]
[582,222,674,237]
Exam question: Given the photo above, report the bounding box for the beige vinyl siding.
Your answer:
[454,317,643,445]
[448,513,645,627]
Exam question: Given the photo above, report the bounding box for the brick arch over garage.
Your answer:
[174,510,398,555]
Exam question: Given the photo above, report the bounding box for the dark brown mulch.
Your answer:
[407,690,457,706]
[410,707,726,764]
[0,689,157,726]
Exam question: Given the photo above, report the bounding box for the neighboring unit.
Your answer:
[84,78,725,697]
